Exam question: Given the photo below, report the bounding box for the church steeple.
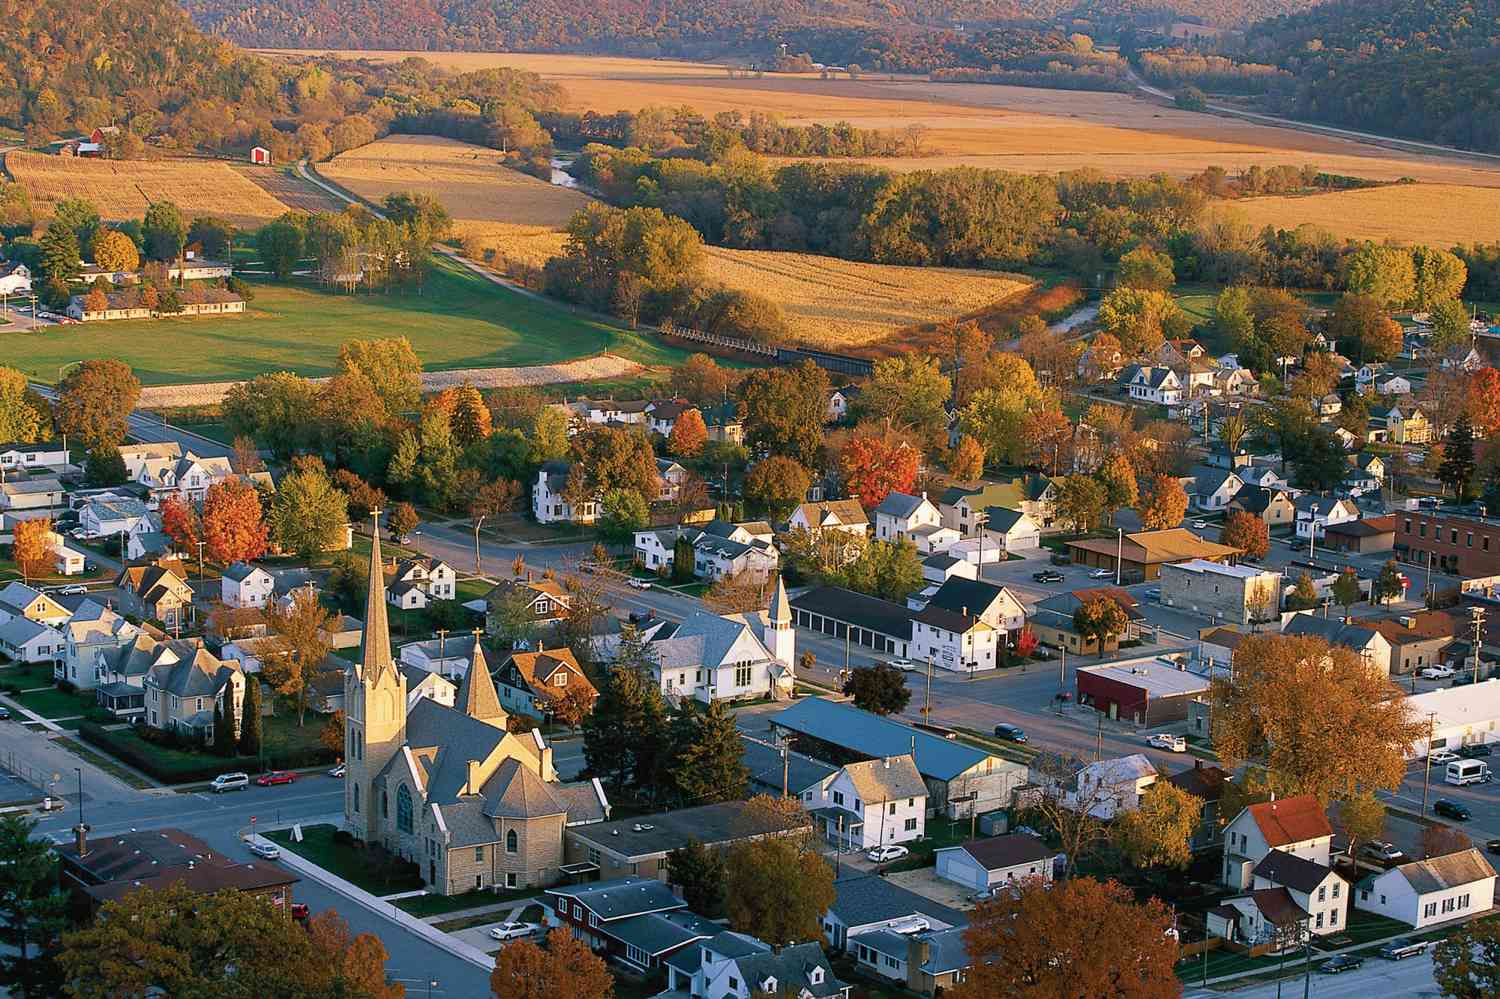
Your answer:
[359,510,396,685]
[456,631,507,727]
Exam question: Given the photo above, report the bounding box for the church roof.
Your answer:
[359,516,396,685]
[770,575,790,625]
[456,639,506,725]
[400,699,512,804]
[481,757,567,819]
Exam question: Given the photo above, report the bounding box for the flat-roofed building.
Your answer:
[1159,558,1282,626]
[1075,654,1211,726]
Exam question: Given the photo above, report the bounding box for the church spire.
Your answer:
[769,574,791,626]
[456,630,506,727]
[359,511,396,684]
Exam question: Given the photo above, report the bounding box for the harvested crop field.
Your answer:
[321,135,591,227]
[5,150,290,227]
[232,163,346,214]
[1209,184,1500,246]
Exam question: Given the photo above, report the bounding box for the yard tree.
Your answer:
[704,572,771,614]
[1288,427,1348,493]
[337,337,422,415]
[202,479,270,565]
[187,217,235,260]
[255,220,304,279]
[81,286,107,313]
[1218,410,1249,453]
[582,660,672,801]
[386,501,420,541]
[1287,572,1320,611]
[267,591,333,727]
[56,359,140,449]
[1467,367,1500,438]
[490,927,613,999]
[743,456,811,519]
[599,488,649,544]
[1331,568,1363,617]
[568,425,659,508]
[528,406,570,464]
[842,539,924,602]
[949,433,985,481]
[1433,916,1500,999]
[1115,245,1175,292]
[1095,286,1187,355]
[52,198,99,248]
[1293,351,1343,400]
[666,839,728,918]
[739,361,829,468]
[0,814,67,999]
[1430,298,1473,353]
[440,382,492,446]
[1020,754,1114,875]
[1138,473,1188,531]
[416,407,463,510]
[489,587,542,649]
[542,683,596,734]
[11,518,53,586]
[1018,322,1079,390]
[1412,245,1468,309]
[269,469,348,560]
[667,408,708,458]
[1054,474,1107,532]
[333,470,386,523]
[842,663,912,716]
[386,430,420,494]
[1023,403,1073,476]
[958,357,1044,465]
[37,220,79,283]
[231,436,262,475]
[860,353,951,442]
[0,367,47,444]
[239,678,262,757]
[840,431,919,510]
[1094,452,1138,516]
[1210,633,1426,802]
[1373,559,1406,604]
[1328,293,1403,364]
[724,833,835,946]
[211,693,236,756]
[669,353,734,406]
[1422,823,1472,861]
[1220,511,1269,560]
[1343,243,1416,308]
[667,699,750,807]
[305,910,404,999]
[1339,792,1387,860]
[320,710,346,756]
[222,372,319,460]
[142,200,187,262]
[1073,596,1129,654]
[84,443,126,487]
[950,878,1178,999]
[1215,285,1254,347]
[1439,413,1478,500]
[1113,780,1200,872]
[91,228,138,272]
[159,494,200,551]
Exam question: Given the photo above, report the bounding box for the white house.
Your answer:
[655,457,688,504]
[787,500,868,539]
[0,262,32,295]
[398,633,480,679]
[935,834,1053,893]
[385,557,456,605]
[873,492,943,545]
[646,580,795,702]
[664,931,849,999]
[117,443,181,481]
[125,515,173,561]
[804,755,927,851]
[0,478,66,513]
[1354,363,1388,393]
[921,554,978,585]
[923,577,1026,634]
[79,497,151,539]
[1191,469,1244,512]
[50,533,87,576]
[1295,496,1360,540]
[1069,754,1158,820]
[983,508,1040,551]
[910,604,1000,674]
[1222,795,1333,890]
[1124,365,1184,405]
[134,451,236,503]
[219,562,275,609]
[1356,849,1496,929]
[827,386,859,423]
[644,399,692,437]
[0,617,62,664]
[0,441,67,471]
[532,461,597,525]
[61,600,141,689]
[1213,367,1259,397]
[1248,849,1349,938]
[635,521,779,582]
[1377,375,1412,396]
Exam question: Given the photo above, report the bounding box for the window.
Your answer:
[353,784,360,812]
[1332,883,1340,898]
[1318,886,1326,902]
[1420,524,1427,538]
[1460,893,1471,909]
[382,792,388,818]
[475,847,484,861]
[554,673,567,687]
[506,829,518,853]
[589,913,599,928]
[728,979,739,991]
[396,785,414,834]
[889,803,897,815]
[1330,909,1338,925]
[1424,902,1437,918]
[626,944,648,966]
[1452,529,1459,544]
[587,848,600,865]
[1467,533,1474,548]
[735,664,752,687]
[833,791,845,806]
[1443,897,1457,914]
[1316,913,1323,929]
[904,818,917,832]
[506,872,517,888]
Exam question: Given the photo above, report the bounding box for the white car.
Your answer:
[628,578,652,590]
[1419,666,1455,679]
[247,840,281,861]
[54,584,87,595]
[889,659,919,672]
[488,921,540,941]
[327,763,347,778]
[866,844,909,863]
[1428,749,1460,765]
[1147,734,1187,752]
[1192,520,1208,529]
[1088,568,1112,579]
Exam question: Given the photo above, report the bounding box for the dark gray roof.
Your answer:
[982,506,1030,533]
[916,927,971,975]
[773,697,991,782]
[398,697,509,804]
[1393,848,1496,894]
[481,757,567,819]
[1230,485,1287,515]
[926,578,1007,619]
[147,649,236,698]
[874,491,928,519]
[923,554,964,570]
[1254,849,1337,894]
[605,910,719,956]
[547,876,683,922]
[949,834,1053,872]
[731,941,846,999]
[789,586,914,641]
[741,736,835,796]
[1193,469,1239,497]
[913,604,985,635]
[566,801,797,861]
[222,561,266,583]
[1282,615,1381,650]
[828,874,968,930]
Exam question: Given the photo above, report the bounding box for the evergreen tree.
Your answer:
[1373,559,1406,605]
[84,443,127,487]
[581,661,670,801]
[212,692,236,756]
[1332,568,1363,617]
[239,679,263,759]
[672,534,696,583]
[37,220,79,283]
[1287,572,1320,611]
[666,838,728,918]
[1439,413,1477,501]
[667,699,750,807]
[0,814,67,998]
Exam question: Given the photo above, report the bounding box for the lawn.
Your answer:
[0,662,58,690]
[12,687,95,719]
[6,255,689,386]
[81,710,333,782]
[267,823,424,895]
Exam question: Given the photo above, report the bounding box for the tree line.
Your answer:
[254,196,449,293]
[540,106,928,159]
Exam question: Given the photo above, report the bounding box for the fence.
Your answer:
[657,324,874,377]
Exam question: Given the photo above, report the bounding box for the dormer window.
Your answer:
[761,977,777,992]
[554,673,567,687]
[809,968,824,985]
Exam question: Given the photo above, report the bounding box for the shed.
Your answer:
[250,146,271,165]
[934,834,1053,892]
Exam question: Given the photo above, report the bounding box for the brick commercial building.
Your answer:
[1075,655,1212,726]
[1396,510,1500,578]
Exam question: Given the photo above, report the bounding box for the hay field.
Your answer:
[321,135,591,226]
[1209,184,1500,245]
[5,150,291,227]
[232,163,346,214]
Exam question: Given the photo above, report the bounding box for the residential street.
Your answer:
[1187,952,1442,998]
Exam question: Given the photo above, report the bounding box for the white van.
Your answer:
[1445,759,1491,786]
[210,772,250,793]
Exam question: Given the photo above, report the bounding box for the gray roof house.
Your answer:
[665,931,850,999]
[740,735,836,798]
[1282,614,1393,674]
[823,874,968,950]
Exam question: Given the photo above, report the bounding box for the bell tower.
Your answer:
[345,511,408,842]
[767,574,795,667]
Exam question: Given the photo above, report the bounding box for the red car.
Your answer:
[256,771,296,786]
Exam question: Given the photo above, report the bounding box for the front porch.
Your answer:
[94,683,144,719]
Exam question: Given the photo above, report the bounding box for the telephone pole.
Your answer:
[1470,606,1487,684]
[923,655,934,723]
[1422,711,1437,817]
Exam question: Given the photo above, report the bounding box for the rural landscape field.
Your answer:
[5,150,292,227]
[1212,184,1500,246]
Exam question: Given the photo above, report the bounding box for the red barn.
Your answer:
[90,125,120,144]
[250,146,271,165]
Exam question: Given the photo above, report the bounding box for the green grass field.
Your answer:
[7,256,688,386]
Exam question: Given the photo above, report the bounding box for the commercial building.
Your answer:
[1075,655,1211,726]
[1159,559,1282,626]
[1397,509,1500,578]
[1401,679,1500,759]
[1064,528,1240,582]
[1323,516,1396,554]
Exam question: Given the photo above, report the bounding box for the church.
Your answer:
[344,517,610,895]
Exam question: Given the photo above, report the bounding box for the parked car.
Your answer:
[866,845,909,863]
[628,578,652,590]
[327,763,346,778]
[1420,665,1455,679]
[1378,938,1428,961]
[1032,570,1065,584]
[1360,841,1407,866]
[1458,743,1493,758]
[248,840,281,861]
[0,707,9,721]
[1486,838,1500,855]
[255,771,296,787]
[84,561,97,572]
[889,659,918,672]
[993,724,1028,743]
[1049,553,1072,566]
[1428,749,1459,765]
[210,773,250,793]
[1146,733,1186,752]
[1434,799,1472,821]
[36,796,64,811]
[1192,520,1208,529]
[54,584,87,596]
[1088,568,1112,579]
[488,921,540,941]
[1319,955,1364,975]
[1145,587,1161,602]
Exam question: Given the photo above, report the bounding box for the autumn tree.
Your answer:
[860,353,951,443]
[387,501,419,541]
[1116,245,1175,292]
[1328,292,1403,364]
[55,359,140,449]
[1210,634,1426,802]
[1422,823,1472,861]
[739,360,828,468]
[202,479,270,564]
[440,382,492,445]
[1095,286,1187,355]
[270,468,350,560]
[490,928,613,999]
[320,710,346,756]
[1339,792,1387,860]
[1287,572,1320,611]
[1431,298,1473,352]
[669,353,734,406]
[1343,243,1416,309]
[949,433,985,481]
[951,878,1179,999]
[1054,474,1107,532]
[1023,403,1073,476]
[567,425,659,508]
[223,371,320,460]
[542,683,596,734]
[0,367,47,445]
[10,518,53,585]
[91,228,138,272]
[840,431,919,509]
[1114,780,1201,872]
[842,663,912,715]
[1220,511,1269,560]
[1467,367,1500,438]
[724,832,836,946]
[1412,245,1468,309]
[1094,452,1138,517]
[704,572,770,614]
[336,336,422,415]
[958,356,1046,465]
[267,591,333,727]
[1074,596,1129,654]
[159,494,200,552]
[1138,474,1188,531]
[1371,558,1405,605]
[743,456,811,518]
[1432,912,1500,999]
[667,407,708,458]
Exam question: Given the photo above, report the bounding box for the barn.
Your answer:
[250,146,272,165]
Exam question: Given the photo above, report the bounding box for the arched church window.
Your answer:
[397,784,414,834]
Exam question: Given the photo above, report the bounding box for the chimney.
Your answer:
[884,757,891,769]
[74,823,89,857]
[527,570,533,582]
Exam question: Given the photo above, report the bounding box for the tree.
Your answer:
[949,434,985,481]
[270,468,350,559]
[1095,286,1187,355]
[1054,474,1107,532]
[202,479,270,564]
[670,354,734,406]
[1287,572,1320,611]
[1094,452,1138,516]
[1467,367,1500,438]
[542,684,596,734]
[958,357,1045,465]
[90,228,139,272]
[739,361,828,468]
[842,539,924,602]
[666,839,728,918]
[567,426,659,509]
[1373,559,1405,604]
[334,470,386,523]
[1288,427,1348,493]
[860,354,951,442]
[1073,596,1129,654]
[223,372,320,460]
[667,699,750,807]
[704,572,771,614]
[256,220,304,279]
[11,518,53,585]
[490,928,613,999]
[842,663,912,716]
[1114,781,1200,872]
[1328,293,1403,364]
[1330,568,1362,617]
[439,383,492,446]
[37,220,79,283]
[1023,403,1073,476]
[599,488,649,544]
[667,408,708,458]
[1219,411,1249,454]
[581,661,671,800]
[1439,413,1477,500]
[1220,511,1269,560]
[387,502,419,541]
[266,591,332,727]
[1116,245,1175,292]
[1432,913,1500,999]
[1210,634,1426,802]
[142,200,188,261]
[212,691,236,756]
[0,814,66,999]
[320,710,346,756]
[840,432,919,510]
[159,494,200,552]
[1343,243,1416,308]
[1430,298,1473,352]
[1422,823,1472,861]
[1413,245,1468,309]
[743,456,811,518]
[1138,474,1188,531]
[239,677,262,757]
[724,834,835,946]
[55,359,140,449]
[950,878,1179,999]
[1339,792,1387,860]
[337,337,422,415]
[0,367,46,445]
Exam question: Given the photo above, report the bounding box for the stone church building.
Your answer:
[344,518,609,894]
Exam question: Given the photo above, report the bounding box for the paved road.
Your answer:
[1187,952,1442,999]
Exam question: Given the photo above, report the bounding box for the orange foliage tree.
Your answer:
[159,493,201,551]
[490,928,614,999]
[1220,511,1270,560]
[1468,366,1500,438]
[202,479,269,564]
[1138,474,1188,531]
[12,516,55,583]
[949,433,985,481]
[839,432,919,509]
[667,408,708,458]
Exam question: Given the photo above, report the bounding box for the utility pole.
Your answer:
[1095,710,1104,761]
[781,741,789,798]
[1115,528,1123,586]
[195,540,206,582]
[1422,711,1437,817]
[1058,642,1066,689]
[923,655,934,723]
[1470,606,1486,684]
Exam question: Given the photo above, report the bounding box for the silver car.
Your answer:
[248,840,280,861]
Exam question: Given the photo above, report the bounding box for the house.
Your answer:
[910,605,999,676]
[822,874,968,951]
[397,633,479,680]
[1123,365,1183,405]
[114,559,195,631]
[397,663,456,710]
[939,474,1057,534]
[827,385,860,423]
[0,478,66,513]
[1354,363,1388,393]
[133,451,239,503]
[562,802,805,884]
[1029,587,1143,654]
[789,586,915,660]
[700,402,744,445]
[1077,340,1124,381]
[1160,559,1282,626]
[770,698,1027,818]
[1370,611,1455,676]
[0,262,32,295]
[1344,453,1385,495]
[221,562,275,609]
[1378,375,1412,395]
[644,581,795,702]
[96,634,214,719]
[981,507,1040,551]
[61,600,141,689]
[385,556,456,609]
[787,500,868,538]
[921,554,977,585]
[484,577,572,633]
[644,398,693,437]
[494,646,597,721]
[142,647,245,742]
[540,877,712,974]
[117,442,181,480]
[935,834,1053,893]
[1294,496,1360,540]
[741,736,837,799]
[1356,849,1496,929]
[1075,655,1211,726]
[1065,528,1240,582]
[666,930,850,999]
[1281,615,1392,674]
[0,617,62,664]
[635,521,779,582]
[873,492,943,545]
[1333,427,1360,451]
[1317,393,1342,419]
[1442,346,1484,372]
[126,515,175,561]
[1323,515,1396,554]
[532,461,597,524]
[924,578,1025,634]
[1221,794,1333,890]
[1168,760,1233,851]
[250,145,271,165]
[1033,753,1158,820]
[1175,355,1219,397]
[1373,406,1432,445]
[0,582,71,628]
[1190,469,1244,512]
[0,440,66,471]
[1247,848,1348,937]
[654,457,687,504]
[1227,486,1296,530]
[79,497,150,539]
[1206,889,1313,951]
[805,755,927,851]
[1214,367,1259,397]
[45,531,87,577]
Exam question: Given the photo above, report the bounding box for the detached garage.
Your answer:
[935,835,1054,893]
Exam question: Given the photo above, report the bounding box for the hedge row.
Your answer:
[78,722,336,784]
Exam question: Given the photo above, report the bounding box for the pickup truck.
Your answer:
[1378,938,1428,961]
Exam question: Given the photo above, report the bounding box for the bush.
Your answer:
[332,829,355,847]
[78,721,335,784]
[57,679,76,694]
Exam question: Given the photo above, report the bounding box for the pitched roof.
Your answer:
[730,941,847,999]
[792,499,868,529]
[1167,762,1232,801]
[841,755,925,803]
[874,491,929,519]
[740,736,836,796]
[1230,485,1290,514]
[1391,848,1496,895]
[1244,795,1332,847]
[1249,886,1308,926]
[455,640,506,725]
[828,874,968,929]
[950,834,1052,872]
[788,586,915,641]
[547,876,683,921]
[772,698,994,782]
[926,578,1008,618]
[1254,849,1339,894]
[1324,516,1396,538]
[1369,611,1456,646]
[1282,615,1382,650]
[359,517,396,686]
[501,647,596,699]
[480,757,566,819]
[1200,627,1249,650]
